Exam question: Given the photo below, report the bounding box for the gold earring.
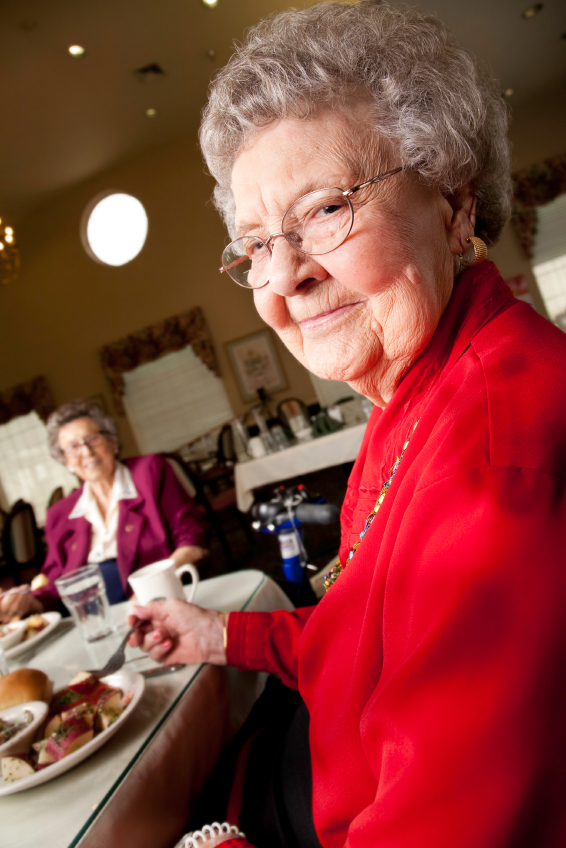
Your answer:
[459,236,487,267]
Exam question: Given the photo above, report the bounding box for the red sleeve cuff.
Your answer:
[226,611,274,670]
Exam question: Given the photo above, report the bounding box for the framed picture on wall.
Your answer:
[226,329,287,402]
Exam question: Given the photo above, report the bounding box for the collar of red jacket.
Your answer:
[383,260,516,424]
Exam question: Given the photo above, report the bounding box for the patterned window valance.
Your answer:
[512,153,566,259]
[99,307,221,414]
[0,375,55,425]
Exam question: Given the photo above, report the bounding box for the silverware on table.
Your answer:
[141,664,186,678]
[86,621,143,678]
[0,586,30,601]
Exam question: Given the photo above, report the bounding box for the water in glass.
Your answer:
[55,564,115,642]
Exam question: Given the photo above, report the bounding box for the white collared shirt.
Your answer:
[69,462,138,563]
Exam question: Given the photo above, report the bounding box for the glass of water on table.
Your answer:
[55,564,116,642]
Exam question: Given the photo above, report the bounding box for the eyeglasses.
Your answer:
[61,433,106,458]
[219,167,402,289]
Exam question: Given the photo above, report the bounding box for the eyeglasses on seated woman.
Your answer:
[0,400,209,622]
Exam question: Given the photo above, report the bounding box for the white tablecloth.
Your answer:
[2,570,294,848]
[235,422,367,511]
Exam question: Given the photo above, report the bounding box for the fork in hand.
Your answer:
[86,620,143,679]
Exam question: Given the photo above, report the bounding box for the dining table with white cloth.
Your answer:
[235,422,367,511]
[2,570,293,848]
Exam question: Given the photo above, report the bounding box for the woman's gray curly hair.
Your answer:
[199,0,512,246]
[47,400,119,462]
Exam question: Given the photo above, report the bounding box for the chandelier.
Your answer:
[0,219,19,285]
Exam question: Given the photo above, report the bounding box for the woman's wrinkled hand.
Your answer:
[127,600,226,666]
[0,589,43,623]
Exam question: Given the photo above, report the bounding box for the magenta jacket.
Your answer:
[34,454,207,607]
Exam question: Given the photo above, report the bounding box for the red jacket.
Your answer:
[227,262,566,848]
[35,454,206,606]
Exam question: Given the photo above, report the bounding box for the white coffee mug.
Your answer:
[128,559,199,605]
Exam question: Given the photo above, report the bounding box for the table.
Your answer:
[2,570,294,848]
[235,422,367,511]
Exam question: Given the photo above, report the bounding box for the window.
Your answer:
[532,193,566,328]
[0,411,76,525]
[309,372,363,407]
[123,346,234,454]
[82,192,148,266]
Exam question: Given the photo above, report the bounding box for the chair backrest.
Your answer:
[47,486,64,508]
[3,501,39,565]
[217,424,236,466]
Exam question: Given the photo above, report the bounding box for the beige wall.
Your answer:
[0,136,315,457]
[1,79,565,457]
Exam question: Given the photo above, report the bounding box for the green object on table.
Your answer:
[311,410,344,438]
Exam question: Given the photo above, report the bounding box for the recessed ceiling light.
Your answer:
[145,108,158,118]
[503,88,514,98]
[522,3,543,19]
[202,0,219,7]
[69,45,86,56]
[4,227,13,236]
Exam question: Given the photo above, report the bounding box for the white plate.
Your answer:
[0,668,145,795]
[4,612,62,659]
[0,701,49,756]
[0,621,27,651]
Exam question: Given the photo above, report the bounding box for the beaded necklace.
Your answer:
[323,421,418,592]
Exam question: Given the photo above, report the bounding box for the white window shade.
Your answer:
[123,346,233,454]
[0,411,76,525]
[309,372,363,407]
[532,194,566,325]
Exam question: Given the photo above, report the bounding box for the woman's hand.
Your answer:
[171,545,209,566]
[0,589,43,623]
[127,600,226,666]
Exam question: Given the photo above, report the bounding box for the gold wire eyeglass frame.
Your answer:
[219,166,403,289]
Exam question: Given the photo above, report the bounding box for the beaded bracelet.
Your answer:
[174,821,247,848]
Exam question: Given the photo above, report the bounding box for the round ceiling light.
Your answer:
[82,192,148,266]
[69,45,86,56]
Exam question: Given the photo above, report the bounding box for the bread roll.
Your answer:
[0,668,52,711]
[30,574,49,591]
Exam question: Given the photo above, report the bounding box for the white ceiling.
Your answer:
[1,0,565,222]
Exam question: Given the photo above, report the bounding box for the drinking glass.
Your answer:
[55,564,116,642]
[0,645,9,677]
[270,424,289,451]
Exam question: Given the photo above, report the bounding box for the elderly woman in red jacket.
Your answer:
[0,400,207,616]
[130,3,566,848]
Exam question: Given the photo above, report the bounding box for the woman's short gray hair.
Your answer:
[47,400,119,462]
[199,0,512,245]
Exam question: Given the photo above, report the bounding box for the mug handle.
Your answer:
[175,564,199,603]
